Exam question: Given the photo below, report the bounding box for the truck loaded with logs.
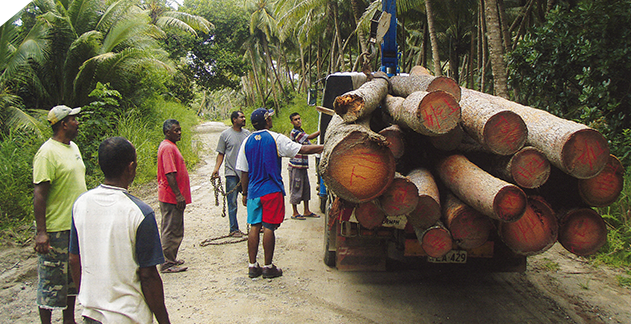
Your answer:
[313,0,621,272]
[315,68,622,272]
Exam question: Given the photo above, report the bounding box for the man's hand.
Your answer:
[34,231,50,254]
[175,195,186,212]
[242,195,247,207]
[211,170,220,179]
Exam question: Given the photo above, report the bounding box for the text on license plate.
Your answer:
[427,250,467,263]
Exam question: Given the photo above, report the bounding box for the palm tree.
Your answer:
[141,0,213,37]
[484,0,509,98]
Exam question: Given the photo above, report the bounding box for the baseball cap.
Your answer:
[48,105,81,125]
[251,108,274,128]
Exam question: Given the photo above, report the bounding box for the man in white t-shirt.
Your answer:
[69,137,170,323]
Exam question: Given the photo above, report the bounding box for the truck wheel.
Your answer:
[323,242,336,267]
[323,196,336,267]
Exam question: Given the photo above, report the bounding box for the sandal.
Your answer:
[291,215,306,220]
[161,265,188,273]
[303,213,320,218]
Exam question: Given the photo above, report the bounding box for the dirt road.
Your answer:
[1,121,630,323]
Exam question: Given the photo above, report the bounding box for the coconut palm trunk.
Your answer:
[484,0,509,98]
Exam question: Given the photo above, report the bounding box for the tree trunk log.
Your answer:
[469,89,610,179]
[558,208,607,256]
[378,124,405,159]
[333,73,389,123]
[436,154,527,222]
[406,168,442,230]
[355,200,386,230]
[442,193,493,250]
[460,88,528,155]
[499,196,558,256]
[378,173,420,216]
[468,146,551,189]
[578,155,625,207]
[384,93,461,136]
[420,222,453,258]
[320,115,396,203]
[391,70,461,102]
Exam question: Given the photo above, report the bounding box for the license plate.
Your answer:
[427,250,467,263]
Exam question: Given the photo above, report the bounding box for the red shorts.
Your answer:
[247,192,285,225]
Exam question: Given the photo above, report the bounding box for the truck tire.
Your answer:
[323,195,336,267]
[319,195,327,214]
[323,241,336,267]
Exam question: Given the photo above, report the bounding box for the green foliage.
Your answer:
[539,258,560,272]
[0,131,40,231]
[617,270,631,288]
[508,0,631,165]
[595,172,631,268]
[270,92,319,137]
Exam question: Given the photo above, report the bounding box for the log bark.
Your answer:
[442,193,493,250]
[383,93,461,136]
[391,70,461,102]
[460,88,528,155]
[378,124,405,159]
[468,88,610,179]
[578,155,625,207]
[320,115,396,203]
[436,154,527,222]
[420,222,453,258]
[355,201,386,230]
[378,173,420,216]
[558,208,607,256]
[406,168,441,230]
[333,72,389,123]
[499,196,558,256]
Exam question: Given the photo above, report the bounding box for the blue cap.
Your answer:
[251,108,274,128]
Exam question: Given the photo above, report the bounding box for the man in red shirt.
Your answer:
[157,119,191,273]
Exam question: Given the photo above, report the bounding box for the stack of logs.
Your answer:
[319,66,623,259]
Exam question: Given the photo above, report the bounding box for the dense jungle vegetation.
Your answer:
[0,0,629,271]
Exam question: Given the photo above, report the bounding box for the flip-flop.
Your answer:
[304,213,320,218]
[161,265,188,273]
[175,259,185,265]
[291,215,306,220]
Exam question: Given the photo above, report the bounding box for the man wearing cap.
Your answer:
[33,105,87,324]
[235,108,323,279]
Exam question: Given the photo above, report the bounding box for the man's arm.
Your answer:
[307,130,321,140]
[298,144,324,155]
[139,266,171,324]
[33,182,51,254]
[240,172,249,207]
[211,153,225,179]
[69,253,81,293]
[165,172,186,211]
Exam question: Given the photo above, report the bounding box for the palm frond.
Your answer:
[161,11,213,34]
[101,14,151,53]
[67,0,107,35]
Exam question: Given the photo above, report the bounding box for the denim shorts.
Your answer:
[37,230,76,309]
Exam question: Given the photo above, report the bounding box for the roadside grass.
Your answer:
[595,173,631,269]
[616,270,631,288]
[0,98,199,241]
[539,258,560,272]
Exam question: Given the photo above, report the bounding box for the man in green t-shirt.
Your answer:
[33,105,87,324]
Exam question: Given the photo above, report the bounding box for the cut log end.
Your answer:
[379,177,420,216]
[355,202,386,230]
[449,208,493,250]
[482,111,527,155]
[408,196,441,230]
[578,155,624,207]
[422,226,453,258]
[499,196,558,256]
[494,186,527,222]
[325,132,396,203]
[562,129,610,179]
[510,147,551,189]
[416,91,461,135]
[426,76,461,102]
[558,208,607,256]
[333,94,363,120]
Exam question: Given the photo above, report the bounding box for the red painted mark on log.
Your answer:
[594,174,615,192]
[576,139,605,171]
[510,214,537,243]
[498,192,520,217]
[442,98,459,115]
[516,159,545,180]
[426,232,448,250]
[494,115,520,145]
[349,165,367,186]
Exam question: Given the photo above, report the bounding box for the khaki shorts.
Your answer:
[37,230,76,309]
